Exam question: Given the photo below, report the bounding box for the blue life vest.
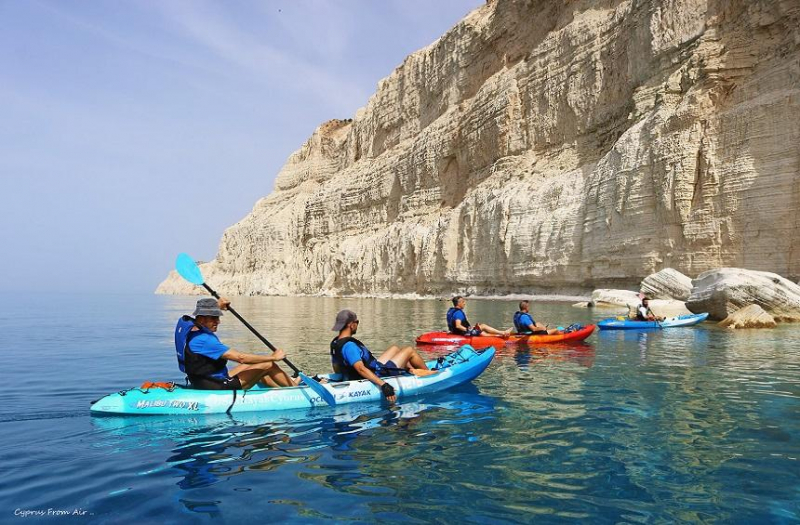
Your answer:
[513,311,536,334]
[174,315,196,373]
[330,336,381,381]
[174,316,229,379]
[446,307,470,333]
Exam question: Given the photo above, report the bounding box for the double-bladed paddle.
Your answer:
[175,253,336,406]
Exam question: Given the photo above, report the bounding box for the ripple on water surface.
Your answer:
[1,294,799,522]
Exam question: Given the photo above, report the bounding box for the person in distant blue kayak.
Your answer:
[636,297,664,322]
[447,296,510,337]
[174,298,298,390]
[330,309,435,403]
[513,300,560,335]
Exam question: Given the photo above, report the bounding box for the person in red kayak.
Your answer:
[330,309,435,403]
[174,297,299,390]
[513,300,560,335]
[446,296,511,337]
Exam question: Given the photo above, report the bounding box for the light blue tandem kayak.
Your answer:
[90,345,494,416]
[598,312,710,330]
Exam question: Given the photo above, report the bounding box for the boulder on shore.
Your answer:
[648,300,692,318]
[686,268,800,321]
[572,301,594,308]
[591,289,640,309]
[640,268,693,301]
[719,304,777,329]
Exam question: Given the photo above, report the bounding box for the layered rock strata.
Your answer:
[719,304,777,329]
[686,268,800,321]
[157,0,800,297]
[640,269,693,301]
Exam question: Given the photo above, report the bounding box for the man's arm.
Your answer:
[454,319,467,333]
[352,361,396,403]
[222,348,286,365]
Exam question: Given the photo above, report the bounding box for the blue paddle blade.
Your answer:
[175,253,205,285]
[299,372,336,406]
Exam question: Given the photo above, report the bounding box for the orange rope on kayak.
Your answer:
[139,381,177,391]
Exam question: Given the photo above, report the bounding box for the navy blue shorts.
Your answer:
[376,360,405,377]
[189,375,242,390]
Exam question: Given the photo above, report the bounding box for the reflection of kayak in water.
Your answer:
[90,387,499,494]
[597,313,709,330]
[416,325,596,348]
[90,346,494,416]
[492,341,595,369]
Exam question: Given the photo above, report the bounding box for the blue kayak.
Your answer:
[598,313,709,330]
[90,345,494,416]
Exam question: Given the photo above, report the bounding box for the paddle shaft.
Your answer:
[201,283,301,376]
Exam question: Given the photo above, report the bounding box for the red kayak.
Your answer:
[416,325,596,349]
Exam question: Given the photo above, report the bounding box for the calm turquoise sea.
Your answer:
[1,293,799,523]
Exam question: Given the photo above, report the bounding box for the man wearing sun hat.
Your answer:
[174,297,297,390]
[330,309,435,403]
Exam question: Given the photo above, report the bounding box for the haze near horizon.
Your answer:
[0,0,481,294]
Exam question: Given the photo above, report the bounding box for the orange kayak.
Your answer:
[416,325,596,349]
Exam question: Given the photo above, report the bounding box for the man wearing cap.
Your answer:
[174,297,298,390]
[330,310,435,403]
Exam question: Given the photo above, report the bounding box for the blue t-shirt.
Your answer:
[189,332,230,359]
[188,331,230,379]
[447,308,469,332]
[518,313,534,330]
[341,341,368,368]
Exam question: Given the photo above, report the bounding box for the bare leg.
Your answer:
[379,347,435,376]
[230,362,299,389]
[377,345,403,363]
[264,363,298,387]
[533,322,561,335]
[477,323,511,337]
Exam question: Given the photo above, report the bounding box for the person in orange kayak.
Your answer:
[513,300,560,335]
[446,296,510,337]
[330,309,435,403]
[174,297,298,390]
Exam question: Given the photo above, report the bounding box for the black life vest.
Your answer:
[174,315,228,380]
[330,336,380,381]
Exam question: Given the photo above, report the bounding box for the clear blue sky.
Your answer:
[0,0,481,293]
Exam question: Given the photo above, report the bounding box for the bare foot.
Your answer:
[410,368,438,377]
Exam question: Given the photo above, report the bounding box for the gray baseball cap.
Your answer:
[332,309,358,331]
[192,298,224,317]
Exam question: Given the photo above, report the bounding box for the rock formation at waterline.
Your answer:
[718,304,777,329]
[157,0,800,297]
[686,268,800,321]
[591,289,641,308]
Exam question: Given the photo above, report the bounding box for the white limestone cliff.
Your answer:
[157,0,800,297]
